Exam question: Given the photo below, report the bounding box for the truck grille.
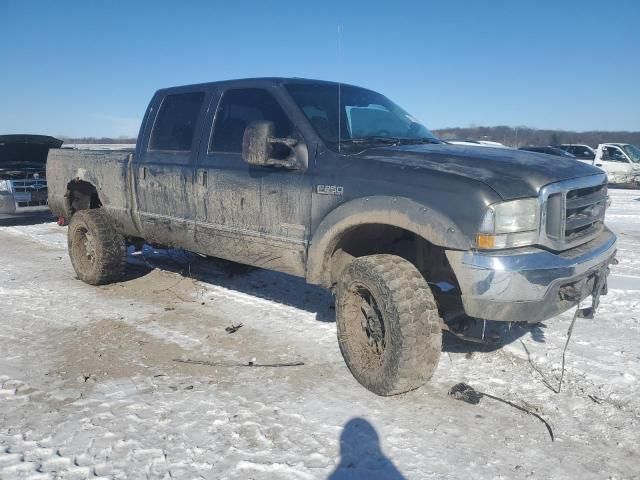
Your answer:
[564,183,607,242]
[541,174,608,250]
[17,199,49,207]
[10,179,49,209]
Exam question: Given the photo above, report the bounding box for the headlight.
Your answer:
[0,180,13,193]
[476,198,539,249]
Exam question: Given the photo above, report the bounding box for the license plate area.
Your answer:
[31,189,48,202]
[14,192,32,202]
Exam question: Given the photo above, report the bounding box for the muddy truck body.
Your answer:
[47,78,617,395]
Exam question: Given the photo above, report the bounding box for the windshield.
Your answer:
[622,144,640,163]
[285,83,440,151]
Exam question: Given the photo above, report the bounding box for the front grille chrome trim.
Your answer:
[9,178,49,211]
[539,173,607,251]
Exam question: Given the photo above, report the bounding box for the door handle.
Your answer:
[140,166,147,179]
[596,163,603,166]
[197,170,207,186]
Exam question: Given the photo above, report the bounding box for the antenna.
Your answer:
[337,23,341,153]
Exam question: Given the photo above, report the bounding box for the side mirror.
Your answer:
[242,120,307,169]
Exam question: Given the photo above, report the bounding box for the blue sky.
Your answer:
[1,0,638,137]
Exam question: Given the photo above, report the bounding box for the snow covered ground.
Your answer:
[0,189,639,479]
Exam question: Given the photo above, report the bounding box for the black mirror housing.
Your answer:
[242,120,306,169]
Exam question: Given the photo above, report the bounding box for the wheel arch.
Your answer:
[306,196,471,287]
[65,179,103,215]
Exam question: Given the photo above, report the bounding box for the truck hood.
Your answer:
[0,135,62,177]
[358,143,603,200]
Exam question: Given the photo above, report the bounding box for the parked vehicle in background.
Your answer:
[518,146,576,158]
[592,143,640,186]
[446,139,481,146]
[477,140,509,148]
[446,139,510,148]
[556,144,597,161]
[48,78,617,396]
[0,134,62,219]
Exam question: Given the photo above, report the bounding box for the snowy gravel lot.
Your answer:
[1,189,639,479]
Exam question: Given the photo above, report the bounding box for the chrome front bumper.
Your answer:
[446,227,617,323]
[0,192,50,218]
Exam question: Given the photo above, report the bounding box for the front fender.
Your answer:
[306,196,471,286]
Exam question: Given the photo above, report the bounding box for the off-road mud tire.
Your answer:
[68,209,126,285]
[336,254,442,396]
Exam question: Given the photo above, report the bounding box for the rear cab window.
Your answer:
[149,92,206,153]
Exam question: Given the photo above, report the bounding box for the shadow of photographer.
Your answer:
[328,417,405,480]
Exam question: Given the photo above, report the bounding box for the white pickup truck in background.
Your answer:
[592,143,640,186]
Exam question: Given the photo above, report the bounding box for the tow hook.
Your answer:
[577,256,618,319]
[57,216,67,226]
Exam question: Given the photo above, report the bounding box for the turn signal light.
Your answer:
[476,234,495,249]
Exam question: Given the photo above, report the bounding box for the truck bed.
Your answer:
[47,148,138,235]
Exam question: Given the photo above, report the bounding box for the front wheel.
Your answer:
[68,209,126,285]
[336,254,442,395]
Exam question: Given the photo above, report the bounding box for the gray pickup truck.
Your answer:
[47,78,617,395]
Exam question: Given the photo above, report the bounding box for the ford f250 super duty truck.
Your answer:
[47,78,617,396]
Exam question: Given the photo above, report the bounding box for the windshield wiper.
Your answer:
[336,137,442,151]
[398,137,442,145]
[342,136,442,145]
[339,136,402,145]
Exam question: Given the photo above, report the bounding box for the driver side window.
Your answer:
[603,147,627,162]
[209,88,293,154]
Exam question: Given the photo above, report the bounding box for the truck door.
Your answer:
[597,145,631,184]
[134,90,208,250]
[193,87,311,276]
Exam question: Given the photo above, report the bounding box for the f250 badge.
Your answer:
[316,185,344,196]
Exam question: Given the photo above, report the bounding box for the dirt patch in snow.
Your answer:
[53,319,189,388]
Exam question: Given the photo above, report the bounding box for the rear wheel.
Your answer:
[68,209,126,285]
[336,254,442,395]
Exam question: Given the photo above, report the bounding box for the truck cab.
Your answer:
[593,143,640,186]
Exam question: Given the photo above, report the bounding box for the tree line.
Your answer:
[433,126,640,148]
[58,136,137,145]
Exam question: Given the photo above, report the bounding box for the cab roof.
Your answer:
[156,77,362,95]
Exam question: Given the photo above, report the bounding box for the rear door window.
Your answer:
[149,92,205,151]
